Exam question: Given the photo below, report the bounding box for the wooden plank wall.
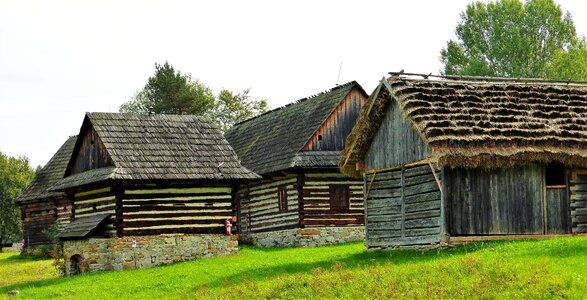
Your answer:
[445,165,544,235]
[22,198,72,247]
[364,164,442,247]
[73,187,117,236]
[304,87,365,151]
[301,172,364,227]
[121,184,234,236]
[571,170,587,233]
[364,99,431,170]
[70,126,113,175]
[239,175,299,233]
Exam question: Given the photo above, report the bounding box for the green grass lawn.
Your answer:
[1,237,587,299]
[0,252,58,288]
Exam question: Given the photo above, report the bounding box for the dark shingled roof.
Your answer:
[225,81,362,175]
[15,136,77,204]
[341,74,587,176]
[52,113,259,191]
[59,213,111,240]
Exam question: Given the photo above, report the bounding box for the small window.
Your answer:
[329,185,350,211]
[545,163,566,186]
[278,186,288,212]
[318,134,323,141]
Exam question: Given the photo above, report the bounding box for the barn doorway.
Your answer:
[70,254,85,275]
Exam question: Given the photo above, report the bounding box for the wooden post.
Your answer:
[297,173,305,228]
[400,167,406,239]
[440,168,449,244]
[114,183,124,237]
[363,172,372,247]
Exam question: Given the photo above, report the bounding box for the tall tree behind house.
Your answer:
[119,62,268,131]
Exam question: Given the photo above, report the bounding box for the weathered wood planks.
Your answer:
[445,165,545,235]
[365,164,442,247]
[571,171,587,233]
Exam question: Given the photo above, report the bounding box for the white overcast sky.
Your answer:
[1,0,586,167]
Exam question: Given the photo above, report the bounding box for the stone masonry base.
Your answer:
[63,234,238,275]
[239,226,365,247]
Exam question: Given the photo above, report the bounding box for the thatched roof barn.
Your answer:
[52,112,259,274]
[224,82,368,247]
[15,136,76,248]
[341,73,587,248]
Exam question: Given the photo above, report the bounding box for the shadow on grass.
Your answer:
[189,239,520,291]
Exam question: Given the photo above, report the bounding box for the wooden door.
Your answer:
[544,188,571,234]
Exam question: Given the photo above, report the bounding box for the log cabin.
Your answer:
[224,81,368,247]
[15,136,76,248]
[50,112,259,274]
[340,73,587,249]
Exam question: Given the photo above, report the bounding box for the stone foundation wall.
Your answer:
[63,234,237,275]
[240,226,365,247]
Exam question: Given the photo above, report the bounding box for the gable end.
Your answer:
[67,119,114,176]
[304,86,367,151]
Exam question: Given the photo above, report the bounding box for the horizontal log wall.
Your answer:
[571,170,587,233]
[73,187,117,236]
[121,184,234,236]
[240,175,299,233]
[22,198,72,247]
[365,164,442,248]
[301,172,364,227]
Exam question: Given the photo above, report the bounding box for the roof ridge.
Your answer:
[388,71,587,86]
[231,81,359,127]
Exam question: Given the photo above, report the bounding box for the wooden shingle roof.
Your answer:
[59,213,111,240]
[53,113,259,190]
[15,136,77,204]
[225,81,362,175]
[341,74,587,176]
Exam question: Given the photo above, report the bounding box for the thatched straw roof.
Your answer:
[341,74,587,177]
[52,113,259,191]
[15,136,77,204]
[225,81,365,175]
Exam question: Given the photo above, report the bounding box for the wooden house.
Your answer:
[15,136,76,248]
[340,73,587,248]
[224,81,368,247]
[51,112,259,274]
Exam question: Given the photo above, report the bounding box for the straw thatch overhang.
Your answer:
[225,81,366,175]
[15,136,77,204]
[341,74,587,178]
[52,112,260,192]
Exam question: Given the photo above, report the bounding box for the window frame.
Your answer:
[329,184,350,211]
[278,185,288,212]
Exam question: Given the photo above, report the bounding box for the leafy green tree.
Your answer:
[440,0,587,81]
[210,89,268,132]
[0,151,34,248]
[120,62,216,115]
[120,62,268,131]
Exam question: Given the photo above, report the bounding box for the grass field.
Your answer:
[1,237,587,299]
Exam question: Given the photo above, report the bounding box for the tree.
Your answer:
[210,89,268,132]
[440,0,587,81]
[120,62,216,115]
[0,151,34,248]
[120,62,268,131]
